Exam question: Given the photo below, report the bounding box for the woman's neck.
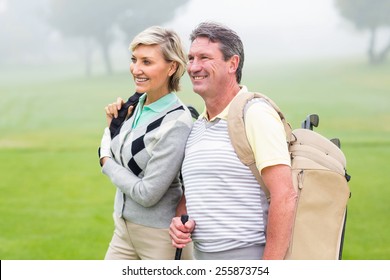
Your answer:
[144,91,170,105]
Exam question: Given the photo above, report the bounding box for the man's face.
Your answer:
[186,37,230,97]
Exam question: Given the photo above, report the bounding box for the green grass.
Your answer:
[341,143,390,259]
[0,58,389,259]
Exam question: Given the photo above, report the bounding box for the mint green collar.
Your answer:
[132,93,178,128]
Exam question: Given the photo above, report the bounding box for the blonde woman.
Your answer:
[99,26,193,260]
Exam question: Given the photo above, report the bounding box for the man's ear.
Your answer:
[228,55,240,74]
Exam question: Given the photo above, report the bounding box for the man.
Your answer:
[169,22,297,260]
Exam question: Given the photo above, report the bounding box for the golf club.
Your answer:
[301,114,319,130]
[174,214,189,260]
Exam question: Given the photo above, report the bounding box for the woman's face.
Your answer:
[130,44,174,97]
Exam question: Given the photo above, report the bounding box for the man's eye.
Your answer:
[131,58,136,63]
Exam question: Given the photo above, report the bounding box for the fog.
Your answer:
[1,0,389,74]
[167,0,368,62]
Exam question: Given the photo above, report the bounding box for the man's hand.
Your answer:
[169,216,195,249]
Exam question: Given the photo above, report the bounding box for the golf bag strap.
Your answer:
[228,91,292,201]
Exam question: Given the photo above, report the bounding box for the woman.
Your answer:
[99,26,193,260]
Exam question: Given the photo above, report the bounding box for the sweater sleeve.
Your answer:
[102,118,192,208]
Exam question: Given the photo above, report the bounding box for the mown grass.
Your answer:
[0,59,389,259]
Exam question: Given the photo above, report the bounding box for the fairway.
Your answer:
[0,59,389,259]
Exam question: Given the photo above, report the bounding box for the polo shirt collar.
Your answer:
[139,92,177,113]
[200,85,248,121]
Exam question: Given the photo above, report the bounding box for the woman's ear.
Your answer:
[168,61,178,77]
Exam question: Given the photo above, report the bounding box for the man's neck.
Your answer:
[204,83,241,120]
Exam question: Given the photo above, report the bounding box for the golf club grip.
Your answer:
[174,214,189,260]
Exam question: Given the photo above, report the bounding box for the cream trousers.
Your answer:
[104,213,193,260]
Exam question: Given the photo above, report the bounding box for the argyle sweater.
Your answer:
[102,99,193,228]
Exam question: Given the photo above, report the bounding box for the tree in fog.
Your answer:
[0,0,50,64]
[115,0,189,41]
[335,0,390,64]
[48,0,189,76]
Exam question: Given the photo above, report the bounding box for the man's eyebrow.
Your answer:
[188,51,211,57]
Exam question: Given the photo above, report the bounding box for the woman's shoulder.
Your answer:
[164,99,194,124]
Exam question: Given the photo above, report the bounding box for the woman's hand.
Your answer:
[105,97,125,126]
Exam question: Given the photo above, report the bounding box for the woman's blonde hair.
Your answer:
[130,26,187,92]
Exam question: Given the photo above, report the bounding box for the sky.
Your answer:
[1,0,387,69]
[165,0,377,63]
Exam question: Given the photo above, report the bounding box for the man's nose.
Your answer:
[187,59,202,72]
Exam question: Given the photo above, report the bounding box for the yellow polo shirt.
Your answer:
[199,86,290,173]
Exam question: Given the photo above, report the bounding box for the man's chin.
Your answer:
[192,85,206,96]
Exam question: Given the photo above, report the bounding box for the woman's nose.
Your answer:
[130,63,142,75]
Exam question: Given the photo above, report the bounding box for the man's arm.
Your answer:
[176,194,187,217]
[169,194,195,249]
[261,164,297,260]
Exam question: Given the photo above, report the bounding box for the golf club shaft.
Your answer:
[174,214,189,260]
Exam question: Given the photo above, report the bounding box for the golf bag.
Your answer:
[228,92,351,260]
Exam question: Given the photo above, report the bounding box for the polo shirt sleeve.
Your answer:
[244,99,291,174]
